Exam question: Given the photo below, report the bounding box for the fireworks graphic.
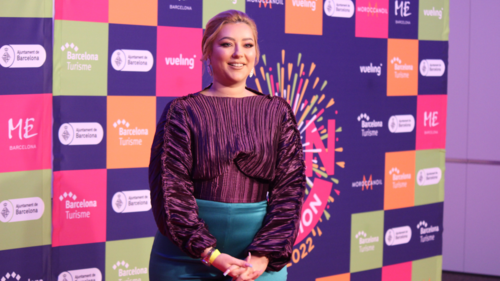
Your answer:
[251,50,345,248]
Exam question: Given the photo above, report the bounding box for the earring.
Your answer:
[249,68,254,78]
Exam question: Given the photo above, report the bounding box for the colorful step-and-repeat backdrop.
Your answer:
[0,0,448,280]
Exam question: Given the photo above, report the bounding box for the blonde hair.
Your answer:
[202,10,260,65]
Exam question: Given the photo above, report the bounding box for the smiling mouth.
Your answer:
[228,63,245,67]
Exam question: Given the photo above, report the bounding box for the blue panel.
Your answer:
[389,0,419,39]
[418,40,448,95]
[334,95,417,153]
[107,168,158,241]
[383,203,443,266]
[158,0,202,28]
[53,96,107,171]
[0,18,52,95]
[108,24,157,96]
[0,245,50,281]
[52,243,105,280]
[287,211,351,279]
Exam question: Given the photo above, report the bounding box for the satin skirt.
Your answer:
[149,199,287,281]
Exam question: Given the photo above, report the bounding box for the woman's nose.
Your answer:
[232,44,243,57]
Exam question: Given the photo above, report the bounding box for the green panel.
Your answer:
[418,0,450,41]
[202,0,245,28]
[0,169,51,251]
[106,237,154,281]
[415,149,445,206]
[53,20,108,96]
[350,210,384,273]
[0,0,52,18]
[412,255,442,281]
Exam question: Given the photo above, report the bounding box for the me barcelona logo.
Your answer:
[249,50,345,266]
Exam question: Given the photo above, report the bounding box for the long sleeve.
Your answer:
[149,98,216,259]
[246,102,306,271]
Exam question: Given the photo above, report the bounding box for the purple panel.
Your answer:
[442,163,466,272]
[467,0,500,161]
[464,164,500,276]
[446,0,470,159]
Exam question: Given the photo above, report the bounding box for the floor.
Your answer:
[443,271,500,281]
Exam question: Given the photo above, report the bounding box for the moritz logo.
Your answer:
[0,44,46,68]
[112,260,148,278]
[61,42,99,71]
[59,191,97,220]
[357,2,388,16]
[165,54,196,69]
[355,231,379,252]
[357,113,383,137]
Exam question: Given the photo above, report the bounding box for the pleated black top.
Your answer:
[149,86,306,271]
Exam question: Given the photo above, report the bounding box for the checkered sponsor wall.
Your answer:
[0,0,449,280]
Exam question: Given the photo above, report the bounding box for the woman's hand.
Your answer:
[232,254,268,281]
[211,253,252,279]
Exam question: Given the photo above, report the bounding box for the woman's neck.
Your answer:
[204,80,254,97]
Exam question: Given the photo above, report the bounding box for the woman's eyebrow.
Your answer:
[218,37,254,42]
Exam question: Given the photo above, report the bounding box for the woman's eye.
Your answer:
[221,43,231,47]
[245,44,254,48]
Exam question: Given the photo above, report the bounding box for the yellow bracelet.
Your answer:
[209,249,221,265]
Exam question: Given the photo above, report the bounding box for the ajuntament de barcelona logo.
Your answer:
[250,50,345,267]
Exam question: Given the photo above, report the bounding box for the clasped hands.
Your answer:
[211,252,269,281]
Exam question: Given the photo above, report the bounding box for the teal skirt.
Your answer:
[149,199,287,281]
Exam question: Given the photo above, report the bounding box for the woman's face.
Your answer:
[210,22,256,85]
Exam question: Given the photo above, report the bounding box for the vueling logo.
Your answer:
[165,54,196,69]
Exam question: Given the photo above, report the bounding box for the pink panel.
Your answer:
[0,94,51,173]
[382,262,411,281]
[52,169,107,247]
[416,95,448,150]
[55,0,108,23]
[157,26,203,97]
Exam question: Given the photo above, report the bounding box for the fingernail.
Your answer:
[223,269,231,276]
[245,263,253,268]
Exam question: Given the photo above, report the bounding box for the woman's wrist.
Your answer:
[201,247,213,259]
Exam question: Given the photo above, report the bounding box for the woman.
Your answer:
[149,10,306,281]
